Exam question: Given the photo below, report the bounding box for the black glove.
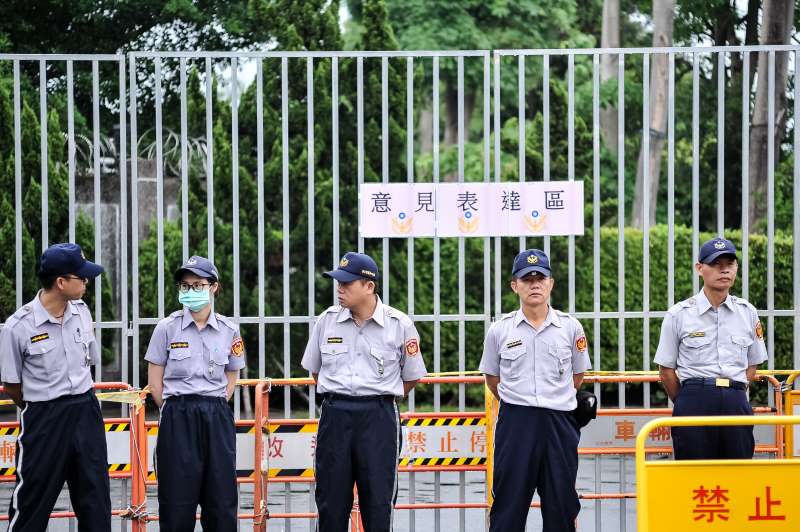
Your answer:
[572,390,597,429]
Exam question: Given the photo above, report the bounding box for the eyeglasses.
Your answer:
[62,275,88,284]
[177,282,213,293]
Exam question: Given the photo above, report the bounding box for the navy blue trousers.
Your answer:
[8,390,111,532]
[489,402,580,532]
[671,382,755,459]
[156,395,237,532]
[314,394,401,532]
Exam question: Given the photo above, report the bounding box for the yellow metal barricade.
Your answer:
[636,416,800,531]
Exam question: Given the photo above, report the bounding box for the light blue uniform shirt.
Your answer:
[479,307,591,411]
[301,297,427,397]
[0,292,99,402]
[654,289,767,384]
[145,308,246,399]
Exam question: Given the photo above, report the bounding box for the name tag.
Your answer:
[30,333,49,343]
[170,342,189,349]
[505,340,523,349]
[326,337,343,344]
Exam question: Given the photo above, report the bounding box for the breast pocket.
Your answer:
[369,348,399,379]
[26,339,57,375]
[680,336,712,366]
[499,346,527,381]
[730,336,753,361]
[320,344,348,375]
[167,347,196,378]
[546,346,573,382]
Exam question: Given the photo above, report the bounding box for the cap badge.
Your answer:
[714,240,726,250]
[187,258,197,265]
[339,257,349,268]
[527,255,538,264]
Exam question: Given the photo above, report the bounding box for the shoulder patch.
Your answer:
[4,305,33,329]
[231,336,245,357]
[668,298,694,316]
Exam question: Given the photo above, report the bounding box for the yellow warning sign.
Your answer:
[637,416,800,531]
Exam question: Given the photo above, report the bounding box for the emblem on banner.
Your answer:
[457,211,479,233]
[391,211,413,234]
[524,210,547,233]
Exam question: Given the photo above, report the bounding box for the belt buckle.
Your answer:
[715,378,730,388]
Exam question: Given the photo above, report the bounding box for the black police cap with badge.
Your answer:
[324,252,379,282]
[37,242,104,279]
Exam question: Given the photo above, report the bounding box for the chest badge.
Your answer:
[30,333,49,344]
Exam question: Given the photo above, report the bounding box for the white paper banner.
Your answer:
[360,182,584,237]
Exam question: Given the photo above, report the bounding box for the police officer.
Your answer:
[302,252,427,532]
[145,255,245,531]
[0,243,110,531]
[479,249,590,532]
[654,237,767,459]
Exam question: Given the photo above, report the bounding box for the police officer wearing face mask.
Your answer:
[302,252,427,532]
[655,237,767,459]
[480,249,590,532]
[0,243,110,532]
[145,255,245,531]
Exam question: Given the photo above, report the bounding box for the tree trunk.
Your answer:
[418,106,433,154]
[632,0,675,229]
[749,0,794,230]
[600,0,620,155]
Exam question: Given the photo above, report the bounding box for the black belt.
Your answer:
[682,377,747,390]
[325,393,395,403]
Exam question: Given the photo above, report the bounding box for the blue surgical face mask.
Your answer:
[178,288,211,312]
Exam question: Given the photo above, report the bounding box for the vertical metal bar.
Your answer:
[307,56,316,441]
[794,50,800,374]
[308,56,316,313]
[232,57,241,419]
[432,55,441,532]
[692,54,700,296]
[742,52,750,300]
[617,54,626,410]
[381,57,390,303]
[179,58,189,262]
[332,57,340,303]
[281,57,291,417]
[493,53,502,316]
[39,59,48,250]
[642,53,650,410]
[405,55,416,532]
[67,60,76,242]
[592,49,602,532]
[717,52,725,236]
[667,53,675,309]
[281,57,292,532]
[543,55,550,258]
[518,55,526,251]
[483,53,492,531]
[92,61,102,382]
[456,54,466,532]
[13,60,22,309]
[256,59,265,380]
[129,57,140,387]
[119,58,129,391]
[457,53,466,406]
[767,51,775,375]
[154,57,165,317]
[357,57,365,254]
[568,54,575,313]
[205,58,215,263]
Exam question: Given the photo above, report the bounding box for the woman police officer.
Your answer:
[145,256,245,531]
